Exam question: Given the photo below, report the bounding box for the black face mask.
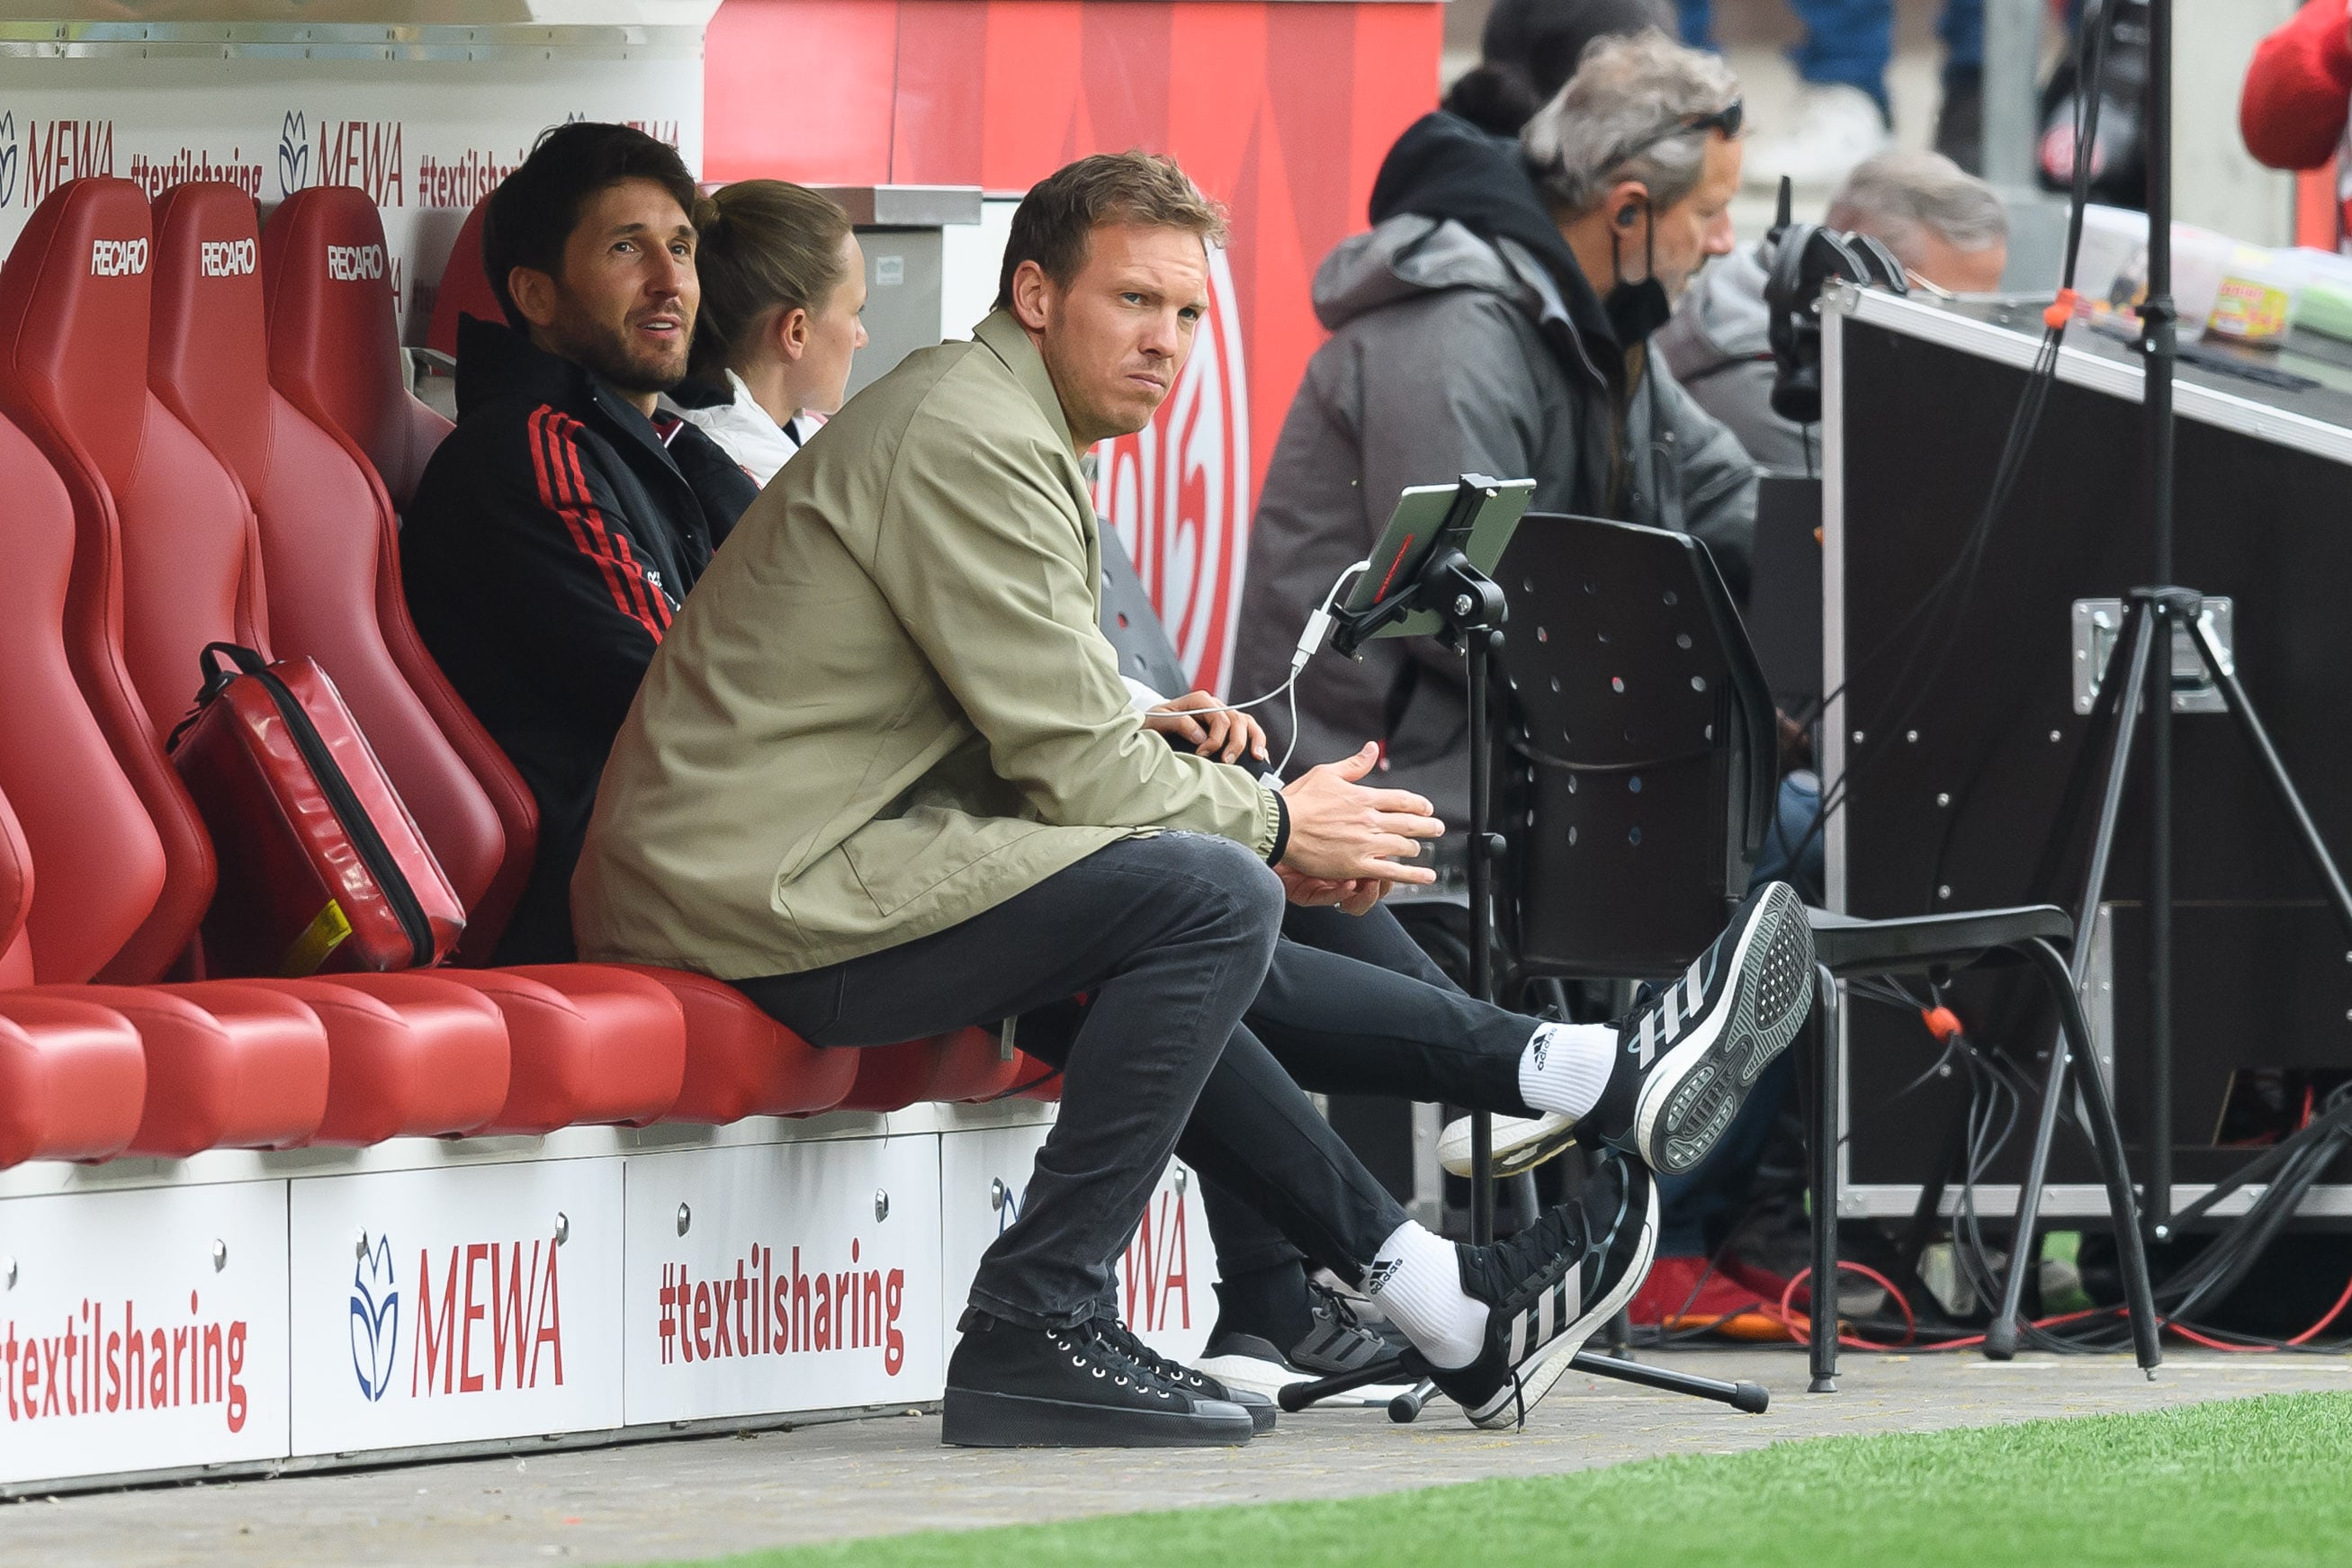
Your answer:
[1604,210,1674,346]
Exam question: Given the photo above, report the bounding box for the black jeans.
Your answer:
[1197,901,1542,1277]
[735,833,1411,1330]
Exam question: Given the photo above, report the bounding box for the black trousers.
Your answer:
[736,833,1413,1330]
[1198,901,1538,1277]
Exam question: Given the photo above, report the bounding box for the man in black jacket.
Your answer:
[403,122,757,963]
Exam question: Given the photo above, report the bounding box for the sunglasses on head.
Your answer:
[1605,96,1745,178]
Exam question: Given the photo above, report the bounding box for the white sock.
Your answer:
[1518,1021,1617,1121]
[1362,1220,1487,1370]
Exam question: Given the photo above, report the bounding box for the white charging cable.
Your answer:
[1148,557,1369,780]
[1167,558,1370,721]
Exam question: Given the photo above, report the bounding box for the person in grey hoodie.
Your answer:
[1232,31,1758,847]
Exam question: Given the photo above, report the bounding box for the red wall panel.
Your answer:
[705,0,901,184]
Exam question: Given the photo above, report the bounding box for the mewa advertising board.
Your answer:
[0,1123,1216,1486]
[287,1158,627,1456]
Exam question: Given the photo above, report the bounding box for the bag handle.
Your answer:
[168,641,270,752]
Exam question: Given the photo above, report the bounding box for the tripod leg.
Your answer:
[1986,954,2075,1361]
[2026,938,2163,1375]
[1277,1354,1419,1412]
[2184,614,2352,944]
[1569,1350,1770,1413]
[2069,601,2159,985]
[1808,960,1840,1393]
[1387,1379,1438,1424]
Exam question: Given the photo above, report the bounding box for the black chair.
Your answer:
[1493,513,2161,1391]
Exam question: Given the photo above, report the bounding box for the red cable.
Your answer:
[1771,1256,2352,1355]
[2285,1268,2352,1346]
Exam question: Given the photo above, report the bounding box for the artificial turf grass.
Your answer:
[660,1390,2352,1568]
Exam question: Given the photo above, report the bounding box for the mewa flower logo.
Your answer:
[277,111,310,199]
[349,1233,399,1402]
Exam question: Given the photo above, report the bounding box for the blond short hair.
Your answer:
[993,150,1228,309]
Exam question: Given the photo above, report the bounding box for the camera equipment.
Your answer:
[1764,175,1909,426]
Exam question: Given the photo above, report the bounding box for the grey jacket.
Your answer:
[1654,241,1818,475]
[1231,214,1759,832]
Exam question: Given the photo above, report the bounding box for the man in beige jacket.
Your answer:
[576,153,1811,1447]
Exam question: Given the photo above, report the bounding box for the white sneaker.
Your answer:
[1744,84,1890,190]
[1438,1110,1577,1179]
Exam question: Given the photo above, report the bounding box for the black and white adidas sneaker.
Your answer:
[1591,881,1816,1177]
[1197,1279,1416,1404]
[1423,1156,1657,1429]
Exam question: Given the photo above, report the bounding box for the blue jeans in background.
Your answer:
[1752,770,1826,905]
[1678,0,1984,113]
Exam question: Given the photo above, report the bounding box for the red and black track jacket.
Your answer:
[403,315,758,963]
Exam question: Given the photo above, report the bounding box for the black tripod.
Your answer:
[1989,0,2352,1355]
[1279,477,1769,1421]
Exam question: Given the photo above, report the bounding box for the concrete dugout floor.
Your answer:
[6,1348,2347,1568]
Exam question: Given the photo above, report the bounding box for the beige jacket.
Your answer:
[571,310,1282,979]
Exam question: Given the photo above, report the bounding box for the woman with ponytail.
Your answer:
[665,180,868,485]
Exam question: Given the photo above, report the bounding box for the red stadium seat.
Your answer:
[837,1029,1041,1114]
[607,964,857,1122]
[274,974,510,1145]
[0,177,219,981]
[257,186,533,963]
[424,197,500,362]
[256,187,451,514]
[0,178,552,1156]
[0,788,147,1165]
[66,981,328,1156]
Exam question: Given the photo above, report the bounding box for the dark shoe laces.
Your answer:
[1477,1200,1586,1299]
[1082,1316,1193,1397]
[1306,1277,1364,1331]
[1049,1319,1179,1401]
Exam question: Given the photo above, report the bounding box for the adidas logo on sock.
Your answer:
[1364,1259,1402,1295]
[1531,1035,1549,1071]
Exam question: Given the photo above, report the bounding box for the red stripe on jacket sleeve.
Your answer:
[525,405,665,643]
[553,413,672,632]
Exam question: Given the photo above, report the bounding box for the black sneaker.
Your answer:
[942,1312,1256,1447]
[1198,1278,1415,1403]
[1589,882,1815,1176]
[1090,1313,1277,1434]
[1421,1156,1658,1429]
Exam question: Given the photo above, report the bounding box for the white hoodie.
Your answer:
[660,369,815,488]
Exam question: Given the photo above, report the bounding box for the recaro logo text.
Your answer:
[200,238,256,278]
[326,243,383,282]
[90,237,147,278]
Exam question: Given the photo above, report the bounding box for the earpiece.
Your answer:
[1615,205,1640,229]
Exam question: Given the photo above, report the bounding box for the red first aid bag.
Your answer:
[168,641,465,977]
